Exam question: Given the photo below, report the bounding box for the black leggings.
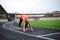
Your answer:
[19,19,28,28]
[19,19,23,27]
[25,22,28,28]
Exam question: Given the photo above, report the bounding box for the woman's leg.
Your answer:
[18,19,22,30]
[25,22,28,28]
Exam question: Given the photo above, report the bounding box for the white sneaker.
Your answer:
[31,28,33,31]
[23,28,26,32]
[26,28,28,30]
[18,27,20,31]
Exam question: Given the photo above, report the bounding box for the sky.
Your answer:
[0,0,60,13]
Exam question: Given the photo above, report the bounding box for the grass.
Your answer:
[16,20,60,29]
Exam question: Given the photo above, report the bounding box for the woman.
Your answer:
[18,14,33,32]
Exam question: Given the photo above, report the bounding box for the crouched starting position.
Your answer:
[18,14,33,32]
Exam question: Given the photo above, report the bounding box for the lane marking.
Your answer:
[3,22,56,40]
[40,32,60,37]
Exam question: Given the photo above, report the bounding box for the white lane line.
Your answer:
[40,32,60,37]
[3,22,55,40]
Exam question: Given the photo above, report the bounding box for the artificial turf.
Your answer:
[16,20,60,29]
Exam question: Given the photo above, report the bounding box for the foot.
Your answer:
[26,28,28,31]
[23,28,27,32]
[31,29,33,31]
[30,28,33,31]
[23,29,26,32]
[18,27,20,31]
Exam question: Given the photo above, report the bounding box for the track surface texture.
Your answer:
[0,21,60,40]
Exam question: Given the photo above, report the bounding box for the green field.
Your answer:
[16,20,60,29]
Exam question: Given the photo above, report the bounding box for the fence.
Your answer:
[7,13,60,21]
